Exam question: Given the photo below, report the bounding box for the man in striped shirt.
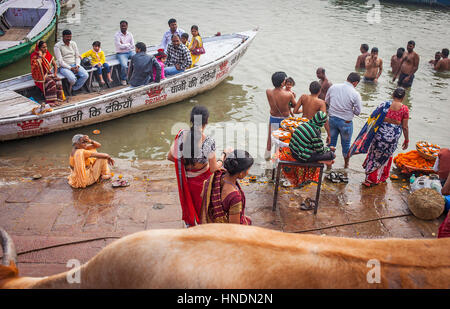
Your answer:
[165,34,192,76]
[289,111,336,163]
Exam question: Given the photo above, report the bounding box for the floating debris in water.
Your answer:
[93,130,101,135]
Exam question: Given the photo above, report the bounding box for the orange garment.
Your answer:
[68,149,109,188]
[276,147,320,187]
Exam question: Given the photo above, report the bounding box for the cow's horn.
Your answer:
[0,227,17,266]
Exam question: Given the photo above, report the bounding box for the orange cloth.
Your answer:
[68,149,109,188]
[276,147,320,187]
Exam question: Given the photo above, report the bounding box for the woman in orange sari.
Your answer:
[30,40,65,106]
[68,134,114,189]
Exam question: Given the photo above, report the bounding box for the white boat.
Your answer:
[0,29,258,141]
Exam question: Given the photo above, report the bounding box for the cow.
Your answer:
[1,224,449,289]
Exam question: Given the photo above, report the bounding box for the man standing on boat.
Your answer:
[393,40,420,88]
[128,42,162,87]
[54,30,89,94]
[164,34,192,76]
[114,20,136,86]
[160,18,185,52]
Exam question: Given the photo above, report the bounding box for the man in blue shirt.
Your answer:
[128,42,161,87]
[160,18,185,52]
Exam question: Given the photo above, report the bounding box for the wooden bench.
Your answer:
[272,160,325,214]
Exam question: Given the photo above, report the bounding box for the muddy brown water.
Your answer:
[0,0,449,175]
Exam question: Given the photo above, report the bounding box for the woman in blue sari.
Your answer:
[349,88,410,187]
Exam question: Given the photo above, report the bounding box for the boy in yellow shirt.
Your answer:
[81,41,113,85]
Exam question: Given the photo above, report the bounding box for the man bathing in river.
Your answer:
[293,81,330,143]
[316,67,332,101]
[265,71,296,160]
[393,41,420,88]
[391,48,405,74]
[355,44,369,70]
[363,47,383,83]
[435,48,450,71]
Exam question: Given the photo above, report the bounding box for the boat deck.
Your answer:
[0,27,31,42]
[0,90,38,118]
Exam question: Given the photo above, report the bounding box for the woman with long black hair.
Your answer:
[168,106,228,227]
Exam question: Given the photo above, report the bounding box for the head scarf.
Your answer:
[30,41,53,64]
[155,48,167,59]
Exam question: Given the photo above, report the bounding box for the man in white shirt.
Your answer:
[53,29,89,93]
[160,18,185,52]
[325,72,362,168]
[114,20,136,85]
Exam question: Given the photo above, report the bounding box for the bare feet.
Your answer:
[344,157,350,169]
[101,174,112,181]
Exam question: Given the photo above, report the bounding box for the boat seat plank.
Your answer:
[0,90,38,118]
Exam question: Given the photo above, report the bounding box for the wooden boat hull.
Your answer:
[0,0,60,68]
[0,30,257,141]
[380,0,450,6]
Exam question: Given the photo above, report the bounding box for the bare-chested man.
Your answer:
[363,47,383,83]
[265,71,296,159]
[316,67,332,101]
[391,48,404,74]
[429,51,441,66]
[435,48,450,71]
[293,81,331,143]
[393,40,420,88]
[355,44,369,70]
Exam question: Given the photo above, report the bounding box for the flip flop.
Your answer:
[337,172,349,183]
[300,198,315,211]
[326,171,340,183]
[112,179,130,188]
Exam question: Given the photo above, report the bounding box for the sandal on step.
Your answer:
[300,198,315,211]
[337,172,349,183]
[112,179,130,187]
[326,171,340,183]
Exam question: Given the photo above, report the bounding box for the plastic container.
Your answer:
[410,175,442,194]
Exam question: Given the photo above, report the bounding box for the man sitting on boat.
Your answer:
[165,34,192,76]
[160,18,185,52]
[115,20,136,86]
[30,41,65,106]
[128,42,162,87]
[68,134,114,189]
[54,30,89,95]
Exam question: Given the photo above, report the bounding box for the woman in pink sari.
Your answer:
[167,106,228,227]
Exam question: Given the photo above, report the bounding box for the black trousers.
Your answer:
[292,151,336,163]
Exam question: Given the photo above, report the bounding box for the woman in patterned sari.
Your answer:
[360,88,409,187]
[168,106,228,227]
[30,40,65,106]
[200,149,253,225]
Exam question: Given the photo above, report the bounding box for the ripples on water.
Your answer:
[0,0,449,167]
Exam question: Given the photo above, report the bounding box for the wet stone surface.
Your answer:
[0,156,446,277]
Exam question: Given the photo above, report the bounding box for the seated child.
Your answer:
[81,41,113,85]
[181,33,189,47]
[154,49,167,81]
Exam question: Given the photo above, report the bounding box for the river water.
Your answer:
[0,0,449,172]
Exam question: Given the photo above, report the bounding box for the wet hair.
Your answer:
[37,40,46,49]
[361,44,369,52]
[62,29,71,36]
[396,47,405,58]
[168,18,177,25]
[92,41,101,47]
[371,47,378,53]
[181,33,189,40]
[182,106,210,166]
[393,87,406,100]
[271,71,287,88]
[408,40,415,47]
[309,81,321,95]
[347,72,361,83]
[191,25,200,36]
[224,150,254,176]
[135,42,146,52]
[285,77,295,86]
[442,48,449,58]
[120,20,128,25]
[317,67,325,74]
